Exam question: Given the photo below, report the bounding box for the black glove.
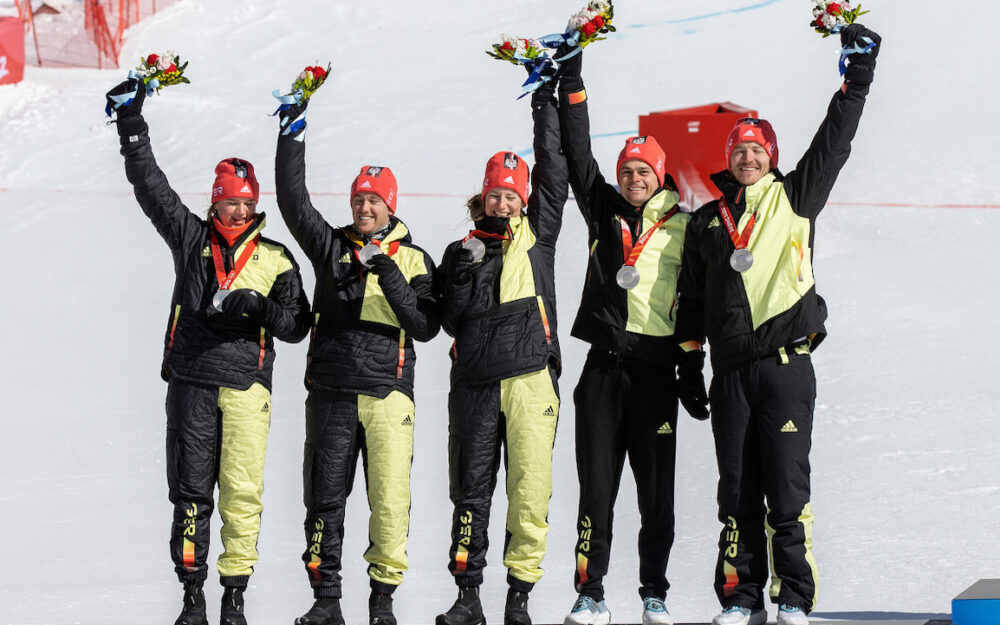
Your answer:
[221,288,268,321]
[106,78,147,137]
[840,23,880,85]
[555,42,582,79]
[447,247,474,285]
[366,252,400,278]
[677,349,710,421]
[528,58,557,102]
[278,97,309,139]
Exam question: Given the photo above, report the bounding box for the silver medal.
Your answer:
[358,242,383,267]
[730,249,754,272]
[616,265,641,290]
[462,237,486,261]
[212,288,230,311]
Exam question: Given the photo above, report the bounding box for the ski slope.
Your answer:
[1,1,997,623]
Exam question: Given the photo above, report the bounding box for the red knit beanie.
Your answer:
[482,151,530,206]
[350,165,398,213]
[211,158,259,203]
[725,118,779,170]
[616,136,666,186]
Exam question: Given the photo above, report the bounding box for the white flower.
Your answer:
[820,12,837,28]
[812,6,824,17]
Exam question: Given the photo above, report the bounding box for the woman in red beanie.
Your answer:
[273,93,440,625]
[434,71,569,625]
[105,78,312,625]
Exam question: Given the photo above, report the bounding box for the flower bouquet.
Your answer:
[810,0,868,37]
[567,0,615,49]
[134,51,190,92]
[486,35,546,64]
[274,63,332,104]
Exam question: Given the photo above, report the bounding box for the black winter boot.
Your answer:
[369,589,397,625]
[174,581,208,625]
[295,597,345,625]
[504,589,531,625]
[435,586,485,625]
[221,586,247,625]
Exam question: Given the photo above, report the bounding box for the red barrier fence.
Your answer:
[9,0,173,70]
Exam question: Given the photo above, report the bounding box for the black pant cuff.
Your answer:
[220,575,249,589]
[314,586,342,599]
[506,575,534,593]
[370,580,398,595]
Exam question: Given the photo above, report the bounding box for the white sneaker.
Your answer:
[777,605,808,625]
[712,606,767,625]
[641,597,673,625]
[564,595,611,625]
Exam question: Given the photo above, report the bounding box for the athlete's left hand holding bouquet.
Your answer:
[105,51,190,138]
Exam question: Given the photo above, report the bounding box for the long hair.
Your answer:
[466,193,485,221]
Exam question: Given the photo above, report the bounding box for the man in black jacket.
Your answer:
[674,23,882,625]
[274,94,440,625]
[556,47,708,625]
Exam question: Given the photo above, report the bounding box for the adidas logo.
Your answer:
[361,180,372,189]
[743,129,755,137]
[708,216,721,228]
[503,175,515,184]
[781,420,798,433]
[338,252,351,263]
[240,184,251,193]
[401,415,413,426]
[262,402,269,412]
[657,421,673,435]
[629,147,641,153]
[543,405,555,416]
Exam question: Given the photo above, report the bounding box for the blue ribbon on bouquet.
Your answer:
[105,69,161,117]
[271,88,306,136]
[838,35,875,76]
[512,31,583,99]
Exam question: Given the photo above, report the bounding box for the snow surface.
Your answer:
[1,1,998,623]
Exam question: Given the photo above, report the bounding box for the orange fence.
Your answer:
[13,0,174,69]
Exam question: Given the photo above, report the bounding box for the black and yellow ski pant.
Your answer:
[302,389,415,598]
[571,348,679,602]
[709,348,818,613]
[446,366,560,591]
[166,379,272,587]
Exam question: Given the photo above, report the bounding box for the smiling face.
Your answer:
[483,188,525,218]
[617,160,660,207]
[729,141,772,186]
[351,192,391,234]
[213,197,257,227]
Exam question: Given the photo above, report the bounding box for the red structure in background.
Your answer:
[9,0,171,69]
[0,15,25,84]
[639,102,759,211]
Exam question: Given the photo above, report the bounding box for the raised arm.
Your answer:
[107,79,202,252]
[527,80,569,249]
[274,99,337,263]
[785,24,881,219]
[555,49,611,222]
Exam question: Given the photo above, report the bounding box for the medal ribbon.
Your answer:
[211,231,259,290]
[717,197,756,252]
[463,224,514,243]
[620,206,679,267]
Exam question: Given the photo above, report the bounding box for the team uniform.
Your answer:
[558,70,690,613]
[438,90,568,597]
[275,138,440,603]
[675,62,875,618]
[119,130,311,592]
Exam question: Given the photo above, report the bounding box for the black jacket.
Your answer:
[558,76,685,366]
[438,90,568,384]
[120,132,311,391]
[675,80,872,373]
[275,138,440,399]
